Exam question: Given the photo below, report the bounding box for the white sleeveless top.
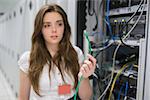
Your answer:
[18,46,84,100]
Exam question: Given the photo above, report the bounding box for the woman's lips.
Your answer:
[50,36,58,39]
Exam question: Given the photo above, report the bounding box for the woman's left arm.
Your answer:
[78,54,96,100]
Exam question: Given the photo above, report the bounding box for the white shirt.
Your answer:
[18,46,84,100]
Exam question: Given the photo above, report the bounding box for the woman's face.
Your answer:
[42,12,64,46]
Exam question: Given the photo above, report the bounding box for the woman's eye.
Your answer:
[43,24,51,28]
[47,24,51,27]
[43,25,46,28]
[57,22,64,27]
[58,23,62,26]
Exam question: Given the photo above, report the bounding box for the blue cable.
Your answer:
[106,0,113,38]
[117,81,128,100]
[89,0,113,49]
[117,83,125,100]
[124,82,128,97]
[129,64,133,72]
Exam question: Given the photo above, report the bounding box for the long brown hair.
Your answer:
[28,4,80,96]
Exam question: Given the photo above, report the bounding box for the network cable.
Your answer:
[119,0,145,47]
[108,63,130,100]
[117,81,128,100]
[97,0,145,99]
[87,0,98,31]
[97,6,143,99]
[74,30,92,100]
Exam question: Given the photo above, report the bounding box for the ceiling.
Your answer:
[0,0,20,16]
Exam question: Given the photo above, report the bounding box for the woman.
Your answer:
[18,4,96,100]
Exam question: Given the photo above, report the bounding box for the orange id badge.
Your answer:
[58,84,71,95]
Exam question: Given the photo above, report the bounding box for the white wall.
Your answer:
[0,0,45,97]
[67,0,77,45]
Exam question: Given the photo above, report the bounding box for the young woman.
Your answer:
[18,4,96,100]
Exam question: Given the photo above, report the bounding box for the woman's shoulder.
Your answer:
[18,51,30,73]
[20,51,30,58]
[73,45,82,54]
[18,51,30,61]
[72,45,84,63]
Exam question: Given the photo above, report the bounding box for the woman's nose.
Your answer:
[52,25,56,33]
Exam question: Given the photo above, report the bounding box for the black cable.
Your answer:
[87,0,99,31]
[88,0,95,16]
[119,21,135,48]
[118,0,144,48]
